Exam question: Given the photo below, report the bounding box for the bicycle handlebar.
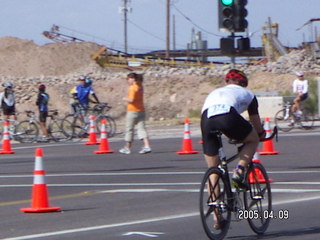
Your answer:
[228,126,278,145]
[260,126,278,142]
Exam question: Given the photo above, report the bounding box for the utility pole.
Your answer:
[166,0,170,58]
[120,0,130,53]
[172,14,176,50]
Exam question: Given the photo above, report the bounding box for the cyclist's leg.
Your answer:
[218,109,259,185]
[39,111,49,139]
[237,129,259,167]
[201,110,223,167]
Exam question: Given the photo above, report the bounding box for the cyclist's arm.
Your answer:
[248,97,265,140]
[91,93,100,104]
[249,114,266,140]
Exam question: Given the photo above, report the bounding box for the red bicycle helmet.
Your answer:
[225,69,248,87]
[38,84,46,90]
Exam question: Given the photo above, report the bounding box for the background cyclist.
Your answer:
[201,69,266,188]
[291,71,308,117]
[0,82,17,121]
[36,84,49,141]
[72,76,100,113]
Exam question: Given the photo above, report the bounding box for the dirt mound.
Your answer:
[0,36,100,77]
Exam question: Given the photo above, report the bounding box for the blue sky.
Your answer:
[1,0,319,53]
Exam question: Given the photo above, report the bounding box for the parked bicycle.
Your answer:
[0,117,21,142]
[61,102,116,140]
[199,127,278,240]
[274,101,314,132]
[15,110,69,143]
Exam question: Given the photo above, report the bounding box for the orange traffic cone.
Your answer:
[259,117,279,155]
[248,151,273,183]
[85,115,99,145]
[176,118,199,155]
[20,148,61,213]
[0,120,14,154]
[94,119,114,154]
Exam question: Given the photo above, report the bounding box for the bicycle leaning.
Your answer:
[274,101,314,132]
[61,102,117,140]
[199,127,278,240]
[14,110,69,143]
[0,117,21,142]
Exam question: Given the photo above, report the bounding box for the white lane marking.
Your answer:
[122,231,164,237]
[1,213,197,240]
[3,195,320,240]
[2,181,320,188]
[1,170,320,178]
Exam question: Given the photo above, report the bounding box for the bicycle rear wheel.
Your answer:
[96,115,117,137]
[73,116,88,139]
[61,114,76,139]
[274,109,293,132]
[14,121,39,143]
[200,167,231,240]
[61,114,88,140]
[49,119,70,142]
[243,162,272,234]
[299,113,314,130]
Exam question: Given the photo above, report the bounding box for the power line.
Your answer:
[171,3,222,38]
[127,19,165,42]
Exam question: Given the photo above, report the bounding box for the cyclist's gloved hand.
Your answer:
[258,130,266,141]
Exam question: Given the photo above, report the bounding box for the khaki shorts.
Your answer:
[125,111,148,142]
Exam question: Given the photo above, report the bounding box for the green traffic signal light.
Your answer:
[221,0,234,6]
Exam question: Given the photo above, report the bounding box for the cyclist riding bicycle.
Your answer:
[201,69,266,189]
[71,76,100,114]
[291,71,308,118]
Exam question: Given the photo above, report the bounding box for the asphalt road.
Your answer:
[1,126,320,240]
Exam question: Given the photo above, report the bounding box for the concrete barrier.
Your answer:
[257,96,283,119]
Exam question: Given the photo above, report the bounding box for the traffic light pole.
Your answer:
[230,32,235,68]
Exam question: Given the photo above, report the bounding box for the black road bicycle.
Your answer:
[199,127,278,240]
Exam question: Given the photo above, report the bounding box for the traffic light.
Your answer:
[218,0,235,32]
[220,37,234,54]
[233,0,248,32]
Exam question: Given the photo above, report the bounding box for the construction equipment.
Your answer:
[261,17,288,62]
[43,25,85,43]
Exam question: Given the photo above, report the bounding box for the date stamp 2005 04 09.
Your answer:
[238,210,289,220]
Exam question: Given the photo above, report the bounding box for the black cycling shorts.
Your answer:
[2,105,15,116]
[201,107,253,156]
[299,93,308,101]
[39,111,48,123]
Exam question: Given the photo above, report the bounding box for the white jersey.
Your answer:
[202,84,254,117]
[0,91,15,107]
[292,79,308,94]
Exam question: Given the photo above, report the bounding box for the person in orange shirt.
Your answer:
[119,72,151,154]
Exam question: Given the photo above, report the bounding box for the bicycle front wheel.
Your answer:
[274,109,293,132]
[49,119,70,142]
[243,162,272,234]
[61,114,75,139]
[200,167,231,240]
[14,121,39,143]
